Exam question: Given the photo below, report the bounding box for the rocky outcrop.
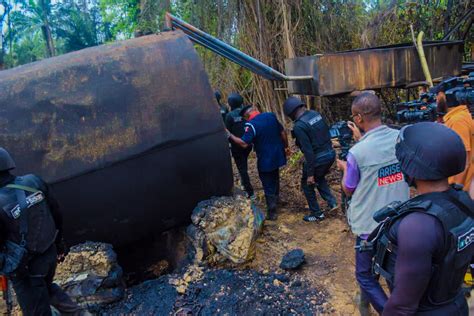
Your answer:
[187,195,265,265]
[54,242,125,311]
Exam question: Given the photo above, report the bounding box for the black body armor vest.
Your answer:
[227,109,246,137]
[370,188,473,310]
[293,110,332,153]
[0,175,57,254]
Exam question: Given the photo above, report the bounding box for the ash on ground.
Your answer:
[102,268,328,315]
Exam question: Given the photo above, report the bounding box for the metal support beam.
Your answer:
[165,13,312,82]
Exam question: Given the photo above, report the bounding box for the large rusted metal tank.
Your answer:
[285,41,464,96]
[0,31,233,247]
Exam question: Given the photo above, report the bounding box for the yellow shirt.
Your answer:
[444,105,474,191]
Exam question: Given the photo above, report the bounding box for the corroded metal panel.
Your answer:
[286,41,464,96]
[0,31,233,246]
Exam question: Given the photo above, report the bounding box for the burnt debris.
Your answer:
[102,268,327,315]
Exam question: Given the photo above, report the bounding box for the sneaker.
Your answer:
[326,203,338,212]
[303,213,325,222]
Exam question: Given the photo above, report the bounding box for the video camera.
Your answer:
[329,121,353,160]
[394,72,474,124]
[396,96,438,124]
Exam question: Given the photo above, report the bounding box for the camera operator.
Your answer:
[336,92,409,315]
[436,89,474,193]
[283,97,337,222]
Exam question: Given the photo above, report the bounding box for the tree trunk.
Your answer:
[444,0,454,36]
[38,0,55,57]
[41,23,56,57]
[0,2,6,69]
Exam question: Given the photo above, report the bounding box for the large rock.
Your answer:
[187,195,265,264]
[54,242,125,311]
[280,249,305,270]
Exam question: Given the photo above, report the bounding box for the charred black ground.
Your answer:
[101,268,328,315]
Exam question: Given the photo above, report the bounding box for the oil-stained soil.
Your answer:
[101,268,328,315]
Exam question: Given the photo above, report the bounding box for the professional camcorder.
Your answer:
[394,72,474,124]
[396,97,438,123]
[329,121,353,160]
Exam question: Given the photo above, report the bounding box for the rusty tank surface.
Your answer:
[285,41,464,96]
[0,30,233,247]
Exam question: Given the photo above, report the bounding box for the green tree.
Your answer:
[10,0,56,57]
[54,1,100,52]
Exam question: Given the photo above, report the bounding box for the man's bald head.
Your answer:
[351,92,382,121]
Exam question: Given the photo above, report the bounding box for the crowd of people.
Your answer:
[0,84,471,315]
[222,89,474,315]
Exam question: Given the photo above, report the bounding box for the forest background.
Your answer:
[0,0,472,122]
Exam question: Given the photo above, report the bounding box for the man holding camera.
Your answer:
[282,96,337,222]
[436,87,474,193]
[337,93,409,315]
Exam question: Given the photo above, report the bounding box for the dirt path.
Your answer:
[237,151,363,315]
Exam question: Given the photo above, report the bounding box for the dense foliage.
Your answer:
[0,0,472,120]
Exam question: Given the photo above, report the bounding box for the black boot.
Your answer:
[265,195,278,220]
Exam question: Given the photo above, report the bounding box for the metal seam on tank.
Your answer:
[49,128,226,184]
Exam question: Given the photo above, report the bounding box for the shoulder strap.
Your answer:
[10,187,28,247]
[422,191,473,218]
[6,184,39,193]
[5,183,37,247]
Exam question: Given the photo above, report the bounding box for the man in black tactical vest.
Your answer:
[283,97,337,222]
[366,122,474,315]
[225,93,254,198]
[0,148,81,315]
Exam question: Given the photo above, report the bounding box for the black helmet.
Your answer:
[283,97,305,117]
[0,148,15,172]
[228,93,244,110]
[396,122,466,180]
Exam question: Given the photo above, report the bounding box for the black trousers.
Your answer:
[258,169,280,211]
[10,245,57,316]
[232,148,254,197]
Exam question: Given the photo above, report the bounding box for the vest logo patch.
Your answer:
[377,163,403,186]
[308,114,322,125]
[9,191,45,219]
[458,227,474,252]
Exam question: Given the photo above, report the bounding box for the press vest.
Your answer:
[0,175,57,254]
[371,189,473,311]
[293,110,332,154]
[348,125,409,235]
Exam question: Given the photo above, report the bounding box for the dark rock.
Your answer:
[279,249,305,270]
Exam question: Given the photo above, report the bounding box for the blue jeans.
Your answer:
[301,151,337,215]
[355,237,388,314]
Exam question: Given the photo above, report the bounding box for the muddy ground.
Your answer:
[238,149,363,315]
